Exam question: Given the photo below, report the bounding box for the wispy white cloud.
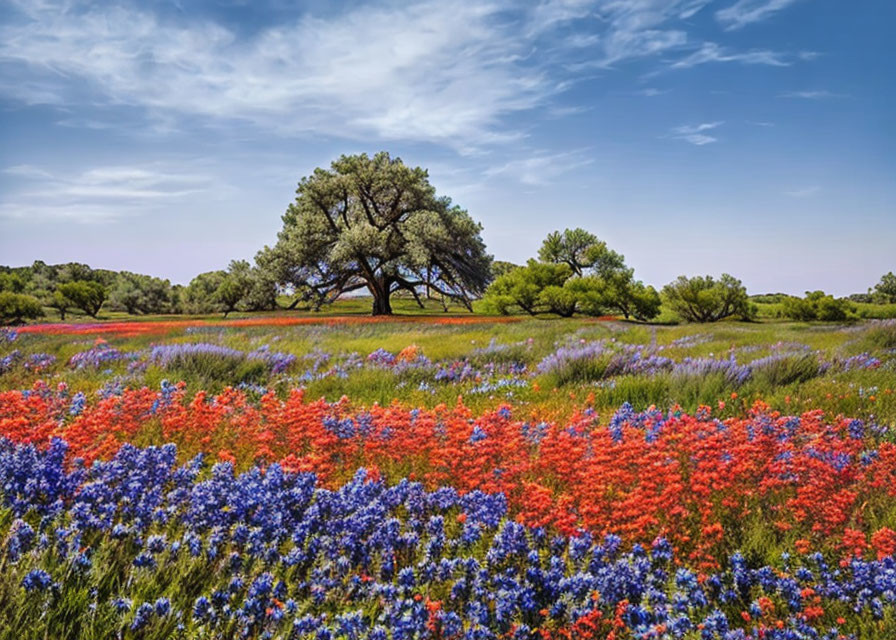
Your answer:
[670,42,790,68]
[716,0,804,31]
[0,1,556,151]
[779,90,842,99]
[2,165,54,180]
[785,185,820,197]
[0,162,223,222]
[636,87,669,97]
[669,121,724,145]
[546,105,592,117]
[678,1,713,19]
[0,0,817,153]
[484,150,593,186]
[583,1,699,68]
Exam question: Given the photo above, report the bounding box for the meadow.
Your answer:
[2,308,896,638]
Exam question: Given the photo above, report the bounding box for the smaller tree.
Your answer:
[662,274,754,323]
[598,270,662,321]
[108,272,174,315]
[0,272,26,293]
[0,292,43,324]
[215,278,247,317]
[484,260,572,315]
[47,290,71,320]
[781,291,853,321]
[538,228,625,277]
[537,284,579,317]
[182,271,227,314]
[58,281,106,318]
[56,262,102,285]
[224,260,278,312]
[214,261,253,318]
[873,272,896,303]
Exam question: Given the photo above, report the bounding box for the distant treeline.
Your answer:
[0,260,277,323]
[2,254,894,325]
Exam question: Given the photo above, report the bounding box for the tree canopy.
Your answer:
[0,292,43,324]
[780,291,853,322]
[538,228,625,277]
[108,272,174,315]
[57,281,106,318]
[873,272,896,303]
[662,274,754,323]
[258,152,492,315]
[485,229,660,320]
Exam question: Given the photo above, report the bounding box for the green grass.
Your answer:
[3,306,895,424]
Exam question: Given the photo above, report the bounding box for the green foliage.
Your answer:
[160,350,269,387]
[260,152,492,315]
[57,280,107,318]
[874,272,896,303]
[538,228,625,277]
[181,271,227,314]
[221,259,278,313]
[750,293,789,304]
[484,260,572,315]
[596,270,662,321]
[47,290,72,320]
[0,291,43,323]
[749,352,825,387]
[537,284,579,317]
[781,291,854,322]
[485,230,659,320]
[0,272,26,293]
[490,260,520,281]
[865,321,896,349]
[662,274,754,323]
[108,272,175,315]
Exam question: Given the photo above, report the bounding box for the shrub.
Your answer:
[536,341,615,385]
[108,272,174,314]
[58,280,106,318]
[781,291,853,322]
[749,352,826,388]
[873,271,896,303]
[662,274,754,323]
[865,319,896,349]
[0,292,43,324]
[483,260,571,315]
[147,343,295,385]
[148,343,253,383]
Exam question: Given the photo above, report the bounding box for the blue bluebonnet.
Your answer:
[1,437,895,638]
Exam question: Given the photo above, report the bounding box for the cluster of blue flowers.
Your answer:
[536,339,880,387]
[68,343,128,369]
[2,437,894,639]
[438,361,528,383]
[0,350,58,375]
[143,342,297,375]
[0,348,21,374]
[671,357,752,386]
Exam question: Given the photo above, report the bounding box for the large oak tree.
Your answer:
[259,152,492,315]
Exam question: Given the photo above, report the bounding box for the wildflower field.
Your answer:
[2,315,896,639]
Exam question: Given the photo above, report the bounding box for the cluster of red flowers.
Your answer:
[2,382,894,567]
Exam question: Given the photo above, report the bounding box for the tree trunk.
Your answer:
[369,275,394,315]
[372,292,393,315]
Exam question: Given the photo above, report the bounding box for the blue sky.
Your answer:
[0,0,893,295]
